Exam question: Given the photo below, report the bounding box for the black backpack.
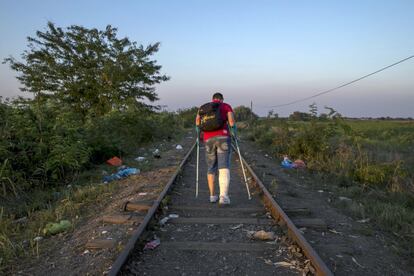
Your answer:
[198,102,224,131]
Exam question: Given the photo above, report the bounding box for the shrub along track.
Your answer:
[109,142,332,276]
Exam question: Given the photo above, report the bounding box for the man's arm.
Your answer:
[195,112,200,126]
[227,111,235,127]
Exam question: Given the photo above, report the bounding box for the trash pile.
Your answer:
[103,156,141,183]
[281,156,306,169]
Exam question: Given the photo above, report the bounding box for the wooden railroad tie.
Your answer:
[123,200,153,212]
[292,218,327,230]
[169,217,272,225]
[86,239,116,249]
[102,214,143,225]
[161,241,275,252]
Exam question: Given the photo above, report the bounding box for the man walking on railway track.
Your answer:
[195,92,237,205]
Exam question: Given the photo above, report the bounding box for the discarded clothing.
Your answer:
[103,167,140,183]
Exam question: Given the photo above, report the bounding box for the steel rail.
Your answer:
[236,147,333,276]
[108,142,196,276]
[110,140,332,275]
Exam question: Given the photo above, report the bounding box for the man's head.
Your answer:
[212,92,224,102]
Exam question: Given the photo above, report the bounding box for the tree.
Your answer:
[4,22,169,118]
[267,109,278,119]
[309,102,318,118]
[233,105,258,121]
[289,111,311,121]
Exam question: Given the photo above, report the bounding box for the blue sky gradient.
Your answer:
[1,0,413,117]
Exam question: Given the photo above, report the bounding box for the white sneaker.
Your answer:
[209,195,218,203]
[219,195,230,205]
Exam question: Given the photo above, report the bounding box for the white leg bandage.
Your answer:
[219,168,230,197]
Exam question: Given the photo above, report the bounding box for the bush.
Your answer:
[0,99,183,197]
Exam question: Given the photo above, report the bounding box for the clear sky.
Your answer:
[0,0,413,117]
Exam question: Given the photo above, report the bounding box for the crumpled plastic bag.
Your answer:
[247,230,276,240]
[144,238,160,250]
[106,156,122,166]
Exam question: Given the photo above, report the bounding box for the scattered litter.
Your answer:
[265,240,278,245]
[43,220,72,235]
[318,190,324,193]
[138,192,148,196]
[14,216,28,224]
[351,256,365,268]
[83,249,90,255]
[103,167,140,183]
[293,159,306,168]
[264,259,273,265]
[153,149,161,159]
[230,224,243,230]
[33,236,43,242]
[102,231,108,234]
[106,156,122,166]
[274,261,293,268]
[339,196,352,201]
[159,217,170,226]
[247,230,275,240]
[144,238,160,250]
[298,227,307,233]
[135,156,145,162]
[336,254,343,258]
[281,156,306,169]
[357,218,370,223]
[169,214,179,219]
[328,229,342,235]
[349,235,360,238]
[175,144,183,150]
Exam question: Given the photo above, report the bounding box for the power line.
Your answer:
[264,55,414,108]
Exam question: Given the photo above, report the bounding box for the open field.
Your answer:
[243,117,414,259]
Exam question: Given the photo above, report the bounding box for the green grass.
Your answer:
[0,180,121,273]
[0,129,186,272]
[245,117,414,258]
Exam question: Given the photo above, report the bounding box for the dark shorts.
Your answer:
[205,136,231,174]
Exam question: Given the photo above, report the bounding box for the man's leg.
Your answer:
[207,173,215,196]
[205,138,218,202]
[218,168,230,198]
[217,137,231,204]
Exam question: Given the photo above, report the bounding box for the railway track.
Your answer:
[107,141,333,276]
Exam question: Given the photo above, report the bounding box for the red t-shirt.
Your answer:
[202,100,233,141]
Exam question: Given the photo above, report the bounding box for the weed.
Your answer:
[243,112,414,256]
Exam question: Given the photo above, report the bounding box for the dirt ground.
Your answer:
[12,133,195,276]
[239,139,414,276]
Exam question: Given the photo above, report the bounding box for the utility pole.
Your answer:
[250,100,253,121]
